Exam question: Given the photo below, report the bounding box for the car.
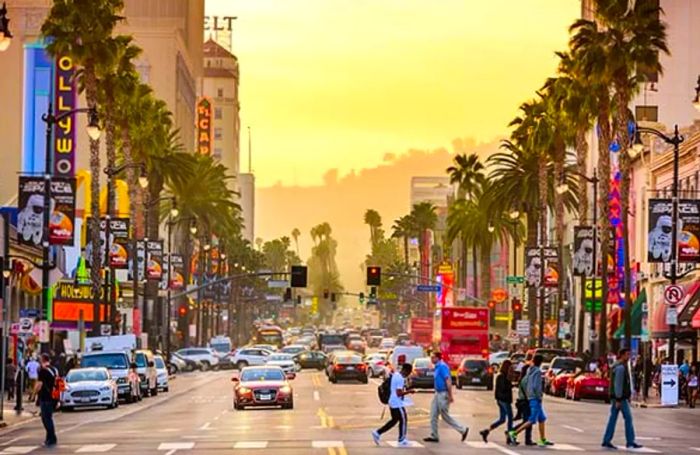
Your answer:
[322,344,347,354]
[525,348,569,364]
[410,357,434,389]
[507,353,527,384]
[154,355,169,392]
[549,370,577,397]
[379,338,395,350]
[294,351,327,370]
[364,353,388,378]
[171,352,198,372]
[251,344,278,353]
[232,366,295,410]
[81,350,139,403]
[387,346,426,372]
[134,349,158,397]
[61,367,118,411]
[328,353,368,384]
[489,351,510,366]
[544,357,584,392]
[176,348,220,371]
[230,347,271,369]
[325,350,356,376]
[368,335,383,348]
[347,338,366,354]
[265,353,298,374]
[395,333,410,345]
[280,345,307,355]
[455,358,493,390]
[566,372,610,402]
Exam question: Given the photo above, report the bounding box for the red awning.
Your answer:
[692,310,700,329]
[652,281,700,336]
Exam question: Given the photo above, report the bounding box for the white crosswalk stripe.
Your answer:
[233,441,268,449]
[538,443,585,451]
[311,440,344,448]
[0,447,39,454]
[467,441,521,455]
[619,447,661,453]
[158,442,195,451]
[386,441,424,448]
[76,444,116,453]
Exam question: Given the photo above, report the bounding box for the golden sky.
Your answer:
[207,0,581,188]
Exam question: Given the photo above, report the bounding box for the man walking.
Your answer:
[35,353,58,447]
[423,352,469,443]
[26,356,39,402]
[602,348,643,450]
[372,363,415,446]
[509,354,553,447]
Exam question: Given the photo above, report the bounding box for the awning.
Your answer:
[652,281,700,338]
[614,289,645,339]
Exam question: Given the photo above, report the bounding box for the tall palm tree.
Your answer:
[446,198,479,297]
[410,202,437,291]
[447,153,486,200]
[291,228,301,255]
[391,215,414,267]
[364,209,382,246]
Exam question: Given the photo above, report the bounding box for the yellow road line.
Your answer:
[338,448,348,455]
[317,407,328,428]
[327,448,336,455]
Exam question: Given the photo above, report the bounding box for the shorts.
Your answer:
[528,399,547,424]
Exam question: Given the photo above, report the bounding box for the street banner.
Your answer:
[648,199,673,263]
[86,217,130,269]
[679,199,700,263]
[196,97,212,155]
[160,254,185,291]
[53,55,77,177]
[17,176,76,247]
[524,247,557,288]
[133,240,164,281]
[572,226,594,276]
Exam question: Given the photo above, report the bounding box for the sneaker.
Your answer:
[423,437,439,443]
[626,443,643,449]
[506,430,517,444]
[398,439,413,447]
[601,442,618,450]
[538,438,554,447]
[479,429,489,443]
[462,427,469,442]
[371,430,380,446]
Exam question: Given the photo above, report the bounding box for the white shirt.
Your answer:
[388,373,406,409]
[26,360,40,379]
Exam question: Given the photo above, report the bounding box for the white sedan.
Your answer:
[265,353,298,375]
[154,355,169,392]
[364,353,388,378]
[61,367,118,411]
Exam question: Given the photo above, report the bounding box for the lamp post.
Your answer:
[0,2,12,52]
[41,104,100,336]
[164,202,179,359]
[509,210,520,331]
[633,124,684,363]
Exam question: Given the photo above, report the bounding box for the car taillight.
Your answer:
[334,364,342,370]
[357,364,366,370]
[376,361,385,366]
[487,367,494,374]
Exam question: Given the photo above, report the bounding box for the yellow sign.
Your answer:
[584,279,603,299]
[311,297,318,315]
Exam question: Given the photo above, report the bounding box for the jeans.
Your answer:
[518,400,533,444]
[40,401,57,445]
[430,391,466,439]
[490,400,513,431]
[603,399,635,446]
[377,407,407,442]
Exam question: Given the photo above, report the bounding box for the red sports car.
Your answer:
[566,372,610,403]
[549,371,576,397]
[232,366,295,410]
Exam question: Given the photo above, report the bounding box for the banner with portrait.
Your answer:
[133,240,164,281]
[17,176,76,247]
[525,247,558,288]
[572,226,594,276]
[85,218,130,268]
[648,199,700,263]
[679,199,700,263]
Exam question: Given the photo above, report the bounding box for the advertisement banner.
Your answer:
[160,254,185,291]
[679,199,700,263]
[196,98,212,155]
[53,55,77,177]
[572,226,594,276]
[133,240,164,281]
[524,247,557,288]
[648,199,673,263]
[86,218,130,268]
[17,176,76,247]
[53,280,109,323]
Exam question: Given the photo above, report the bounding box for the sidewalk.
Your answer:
[633,393,699,409]
[0,404,38,428]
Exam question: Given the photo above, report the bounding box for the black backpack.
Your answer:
[378,373,393,404]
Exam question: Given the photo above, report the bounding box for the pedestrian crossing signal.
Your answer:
[290,265,307,288]
[366,266,381,286]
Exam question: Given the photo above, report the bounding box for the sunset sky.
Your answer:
[206,0,581,188]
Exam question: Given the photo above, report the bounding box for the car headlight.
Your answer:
[238,387,252,394]
[116,377,127,384]
[158,373,167,379]
[100,386,111,392]
[279,385,291,394]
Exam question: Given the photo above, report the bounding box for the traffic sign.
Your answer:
[661,364,679,406]
[491,288,508,303]
[664,285,684,305]
[506,276,524,284]
[516,319,530,337]
[666,306,678,326]
[416,284,441,293]
[18,317,33,336]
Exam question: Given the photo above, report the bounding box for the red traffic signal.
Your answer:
[512,299,522,312]
[487,300,496,310]
[178,305,187,317]
[366,266,381,286]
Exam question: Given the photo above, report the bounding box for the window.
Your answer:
[635,105,658,122]
[217,88,224,97]
[214,128,222,140]
[214,107,222,119]
[213,148,222,159]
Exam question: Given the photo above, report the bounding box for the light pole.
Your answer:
[41,104,100,336]
[164,201,179,359]
[0,2,12,52]
[633,124,684,363]
[508,210,520,330]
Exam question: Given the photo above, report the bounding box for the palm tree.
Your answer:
[447,153,486,199]
[364,209,382,247]
[255,238,263,251]
[391,215,414,267]
[291,228,301,255]
[42,0,125,305]
[446,198,479,297]
[410,202,437,294]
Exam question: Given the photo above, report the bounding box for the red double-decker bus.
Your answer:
[409,317,433,347]
[433,307,489,373]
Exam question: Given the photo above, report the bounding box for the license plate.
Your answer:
[259,394,271,401]
[427,371,434,376]
[596,387,604,392]
[80,397,92,403]
[346,366,354,370]
[471,378,481,383]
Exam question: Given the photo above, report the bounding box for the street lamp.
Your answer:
[0,2,12,52]
[189,220,198,236]
[509,210,520,220]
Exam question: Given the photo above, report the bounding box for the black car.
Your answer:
[410,357,434,389]
[456,359,493,390]
[328,354,368,383]
[294,351,327,370]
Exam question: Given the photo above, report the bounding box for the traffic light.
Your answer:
[178,304,188,318]
[511,298,522,330]
[366,266,381,286]
[359,292,365,304]
[323,289,329,299]
[290,265,307,288]
[284,287,292,302]
[487,300,496,327]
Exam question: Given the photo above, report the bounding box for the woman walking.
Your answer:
[687,365,698,408]
[480,360,517,445]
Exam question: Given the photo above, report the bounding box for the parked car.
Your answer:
[328,353,368,384]
[549,371,577,397]
[265,353,298,375]
[566,372,610,402]
[61,367,118,411]
[81,350,139,403]
[176,348,220,371]
[230,347,271,369]
[294,351,327,370]
[410,357,434,389]
[154,355,169,392]
[134,349,158,397]
[232,366,295,410]
[368,335,383,348]
[171,352,198,372]
[364,353,388,378]
[544,357,584,392]
[455,358,493,390]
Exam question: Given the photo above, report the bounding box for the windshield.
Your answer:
[82,354,128,370]
[269,354,293,361]
[464,360,487,369]
[552,358,584,371]
[414,358,431,368]
[321,335,345,345]
[210,343,231,354]
[154,357,165,369]
[336,355,362,364]
[135,353,147,368]
[241,369,285,382]
[282,346,304,353]
[66,370,108,382]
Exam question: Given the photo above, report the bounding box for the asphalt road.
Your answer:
[0,369,698,454]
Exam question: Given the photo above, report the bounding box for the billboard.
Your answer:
[196,98,212,155]
[524,247,557,288]
[133,240,164,281]
[160,254,185,291]
[648,199,700,263]
[572,226,594,276]
[679,199,700,263]
[17,176,76,247]
[53,55,77,177]
[53,281,109,323]
[86,218,130,268]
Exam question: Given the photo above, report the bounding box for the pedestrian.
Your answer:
[372,363,415,447]
[5,359,16,401]
[26,356,40,402]
[508,354,553,447]
[686,365,698,409]
[680,359,690,377]
[479,360,516,445]
[423,352,469,443]
[601,348,642,450]
[14,360,25,412]
[513,364,535,446]
[35,353,58,447]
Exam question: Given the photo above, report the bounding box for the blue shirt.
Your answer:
[434,360,451,392]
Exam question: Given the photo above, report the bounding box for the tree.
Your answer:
[291,228,301,255]
[364,209,383,247]
[446,198,479,297]
[308,222,343,322]
[447,153,486,199]
[391,215,414,266]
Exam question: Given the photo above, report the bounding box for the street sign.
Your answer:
[661,364,679,406]
[267,280,288,289]
[516,320,530,337]
[664,285,684,305]
[666,306,678,326]
[18,317,33,336]
[506,276,525,284]
[491,288,508,303]
[416,284,441,293]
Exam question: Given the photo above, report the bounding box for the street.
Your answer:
[0,370,696,454]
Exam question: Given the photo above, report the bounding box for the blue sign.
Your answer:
[416,284,441,293]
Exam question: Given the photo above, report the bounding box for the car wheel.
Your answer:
[236,361,248,370]
[361,377,369,384]
[604,397,610,404]
[164,387,169,393]
[151,387,158,396]
[200,361,210,372]
[330,376,337,384]
[62,406,73,412]
[283,402,294,410]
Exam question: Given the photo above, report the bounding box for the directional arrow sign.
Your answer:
[416,284,441,293]
[663,379,676,387]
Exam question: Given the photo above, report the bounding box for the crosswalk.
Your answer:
[0,440,673,453]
